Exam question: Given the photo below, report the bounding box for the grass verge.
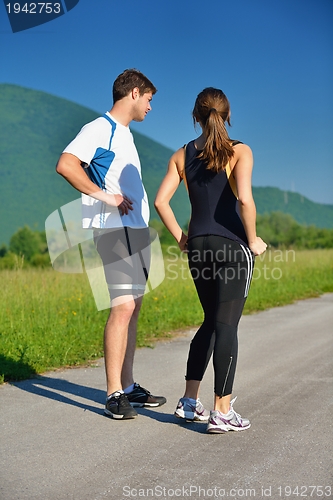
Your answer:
[0,249,332,382]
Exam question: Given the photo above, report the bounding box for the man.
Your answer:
[56,69,166,420]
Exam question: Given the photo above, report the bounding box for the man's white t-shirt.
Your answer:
[63,112,149,229]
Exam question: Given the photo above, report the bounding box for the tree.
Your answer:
[0,244,7,258]
[9,226,46,261]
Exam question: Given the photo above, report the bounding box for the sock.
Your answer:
[107,389,124,400]
[123,383,135,394]
[221,409,232,417]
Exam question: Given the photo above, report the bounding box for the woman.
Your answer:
[154,87,267,433]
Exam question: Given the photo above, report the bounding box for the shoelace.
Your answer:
[229,397,243,423]
[118,394,131,408]
[135,384,151,396]
[196,399,206,413]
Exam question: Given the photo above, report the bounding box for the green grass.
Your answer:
[1,249,332,382]
[245,248,333,311]
[0,270,109,382]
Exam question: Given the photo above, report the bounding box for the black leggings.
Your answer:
[186,235,254,397]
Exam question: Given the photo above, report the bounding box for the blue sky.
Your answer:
[1,0,332,204]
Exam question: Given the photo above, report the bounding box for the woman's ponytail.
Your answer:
[193,88,234,172]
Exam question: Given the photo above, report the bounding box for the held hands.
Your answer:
[249,236,267,256]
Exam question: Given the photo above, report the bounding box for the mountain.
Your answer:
[252,187,333,228]
[0,84,332,245]
[0,84,189,245]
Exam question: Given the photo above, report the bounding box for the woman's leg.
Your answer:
[182,236,253,409]
[210,237,254,412]
[184,237,217,398]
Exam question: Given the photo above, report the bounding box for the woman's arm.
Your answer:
[154,148,188,252]
[56,153,133,215]
[232,144,267,255]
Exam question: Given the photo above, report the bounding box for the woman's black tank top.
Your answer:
[185,140,248,247]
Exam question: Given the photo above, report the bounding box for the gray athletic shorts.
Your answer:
[93,227,151,300]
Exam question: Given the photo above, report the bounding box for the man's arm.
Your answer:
[56,153,133,215]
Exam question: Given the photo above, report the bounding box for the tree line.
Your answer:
[151,211,333,251]
[0,211,332,269]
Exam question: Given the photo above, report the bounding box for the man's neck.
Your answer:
[108,101,132,127]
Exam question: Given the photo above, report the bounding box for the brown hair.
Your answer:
[113,69,157,103]
[192,87,234,172]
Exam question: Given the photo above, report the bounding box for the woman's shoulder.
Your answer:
[171,140,195,160]
[230,141,253,169]
[231,140,252,154]
[230,139,243,146]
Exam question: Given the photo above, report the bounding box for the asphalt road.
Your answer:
[1,294,332,500]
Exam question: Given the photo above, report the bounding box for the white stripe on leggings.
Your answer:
[240,245,253,297]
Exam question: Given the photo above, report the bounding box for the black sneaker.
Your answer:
[126,383,167,407]
[104,391,138,419]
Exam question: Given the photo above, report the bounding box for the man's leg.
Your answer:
[104,295,136,396]
[105,293,166,409]
[121,296,143,390]
[96,227,165,412]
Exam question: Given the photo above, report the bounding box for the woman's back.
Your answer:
[185,140,248,246]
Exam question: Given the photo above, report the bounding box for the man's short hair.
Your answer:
[113,69,157,103]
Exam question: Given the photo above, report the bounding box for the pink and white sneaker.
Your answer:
[175,397,209,421]
[207,397,251,433]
